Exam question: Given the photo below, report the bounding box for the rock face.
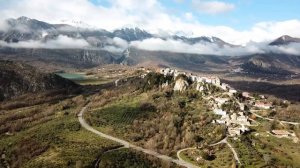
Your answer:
[173,78,189,92]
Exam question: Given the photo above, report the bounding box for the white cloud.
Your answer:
[130,38,300,56]
[111,37,129,49]
[1,34,300,56]
[102,37,129,52]
[0,19,9,31]
[192,0,235,14]
[0,0,300,46]
[0,35,90,49]
[184,12,194,21]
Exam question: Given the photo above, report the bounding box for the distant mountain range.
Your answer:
[0,16,235,47]
[269,35,300,46]
[1,16,300,75]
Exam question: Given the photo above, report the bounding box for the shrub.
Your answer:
[139,103,156,112]
[66,121,81,131]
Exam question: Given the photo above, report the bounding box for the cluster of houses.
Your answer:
[213,111,251,136]
[153,68,294,139]
[159,68,252,136]
[159,68,237,93]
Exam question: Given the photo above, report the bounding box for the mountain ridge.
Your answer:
[0,16,237,47]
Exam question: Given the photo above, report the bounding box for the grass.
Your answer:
[180,145,234,168]
[57,72,115,85]
[98,148,170,168]
[89,93,150,127]
[0,96,121,168]
[229,138,265,167]
[254,134,300,167]
[25,129,119,168]
[179,149,201,166]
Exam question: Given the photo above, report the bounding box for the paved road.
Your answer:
[250,110,300,125]
[176,137,241,166]
[78,106,198,168]
[176,147,196,162]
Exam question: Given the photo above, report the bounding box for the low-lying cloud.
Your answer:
[1,35,300,56]
[0,19,9,31]
[129,38,300,56]
[102,37,129,53]
[0,35,90,49]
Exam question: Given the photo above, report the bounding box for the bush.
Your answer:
[141,72,173,91]
[66,121,81,131]
[139,103,156,112]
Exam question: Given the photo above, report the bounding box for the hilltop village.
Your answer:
[158,68,251,137]
[153,68,298,140]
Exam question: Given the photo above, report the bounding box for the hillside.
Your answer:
[228,53,300,75]
[0,60,79,100]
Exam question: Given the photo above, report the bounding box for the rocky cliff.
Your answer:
[173,77,189,92]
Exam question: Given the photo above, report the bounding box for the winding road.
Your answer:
[176,147,196,162]
[176,137,241,165]
[250,110,300,125]
[78,105,198,168]
[211,138,241,165]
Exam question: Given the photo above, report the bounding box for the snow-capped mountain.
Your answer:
[112,28,153,41]
[170,35,233,47]
[0,16,237,47]
[269,35,300,46]
[1,16,299,52]
[58,19,97,29]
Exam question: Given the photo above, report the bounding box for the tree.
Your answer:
[199,151,211,160]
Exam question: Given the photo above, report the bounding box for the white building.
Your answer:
[254,102,272,109]
[214,97,229,107]
[229,88,237,94]
[213,109,227,116]
[196,83,204,92]
[221,83,230,91]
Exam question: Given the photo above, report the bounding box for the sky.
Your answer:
[0,0,300,45]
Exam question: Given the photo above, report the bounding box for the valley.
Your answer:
[0,14,300,168]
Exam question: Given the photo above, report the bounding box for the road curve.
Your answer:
[78,106,199,168]
[176,137,241,166]
[177,147,196,162]
[250,110,300,125]
[209,137,241,165]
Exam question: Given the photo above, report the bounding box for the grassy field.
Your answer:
[0,95,122,168]
[89,93,149,126]
[253,133,300,167]
[57,72,112,85]
[180,145,234,168]
[228,137,265,167]
[98,148,180,168]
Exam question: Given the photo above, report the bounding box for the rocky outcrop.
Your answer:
[173,78,189,92]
